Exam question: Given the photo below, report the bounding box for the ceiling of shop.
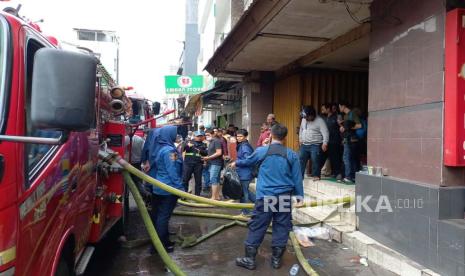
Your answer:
[227,36,323,71]
[222,0,371,73]
[307,34,370,71]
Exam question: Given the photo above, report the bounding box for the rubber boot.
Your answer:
[271,246,286,269]
[235,246,257,270]
[164,240,175,253]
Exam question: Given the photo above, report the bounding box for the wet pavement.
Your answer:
[84,199,396,276]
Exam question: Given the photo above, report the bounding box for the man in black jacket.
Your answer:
[182,131,208,195]
[321,103,343,180]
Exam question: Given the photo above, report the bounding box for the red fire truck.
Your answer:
[0,10,159,276]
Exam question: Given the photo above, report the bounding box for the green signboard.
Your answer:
[165,75,204,94]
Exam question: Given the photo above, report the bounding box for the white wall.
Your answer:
[196,0,246,127]
[198,0,235,71]
[76,40,118,81]
[214,0,231,50]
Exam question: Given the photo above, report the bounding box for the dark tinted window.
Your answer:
[78,30,95,41]
[0,16,10,133]
[24,39,61,187]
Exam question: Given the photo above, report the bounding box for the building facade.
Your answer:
[195,0,255,131]
[180,0,200,76]
[204,0,465,275]
[73,28,119,82]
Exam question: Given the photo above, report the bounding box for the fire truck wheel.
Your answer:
[55,254,74,276]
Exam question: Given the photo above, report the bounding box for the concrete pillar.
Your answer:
[358,1,465,275]
[242,72,273,147]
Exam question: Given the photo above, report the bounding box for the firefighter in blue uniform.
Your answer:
[144,125,183,253]
[231,123,304,270]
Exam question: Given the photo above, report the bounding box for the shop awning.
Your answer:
[202,81,240,110]
[184,94,202,116]
[184,80,240,115]
[205,0,371,77]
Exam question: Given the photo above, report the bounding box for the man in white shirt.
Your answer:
[125,134,145,166]
[299,106,329,180]
[125,134,146,196]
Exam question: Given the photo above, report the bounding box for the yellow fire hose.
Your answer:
[177,199,214,208]
[301,195,353,208]
[180,221,237,248]
[180,220,274,248]
[104,149,346,275]
[111,152,254,210]
[173,210,250,222]
[178,196,354,209]
[290,232,319,276]
[123,172,186,276]
[101,150,354,209]
[229,220,273,235]
[123,169,317,275]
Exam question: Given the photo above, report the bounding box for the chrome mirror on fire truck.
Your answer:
[31,48,97,131]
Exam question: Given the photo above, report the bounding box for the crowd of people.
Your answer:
[124,103,365,269]
[128,122,302,270]
[299,101,366,184]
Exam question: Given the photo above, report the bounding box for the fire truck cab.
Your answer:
[0,11,130,276]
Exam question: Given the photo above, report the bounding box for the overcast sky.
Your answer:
[0,0,186,101]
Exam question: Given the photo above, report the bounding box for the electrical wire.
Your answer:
[343,0,371,24]
[340,0,372,4]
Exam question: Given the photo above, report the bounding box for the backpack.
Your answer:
[348,111,367,139]
[252,144,292,178]
[357,118,367,139]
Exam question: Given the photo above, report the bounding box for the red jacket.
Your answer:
[256,129,271,147]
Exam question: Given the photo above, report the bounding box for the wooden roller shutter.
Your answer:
[302,70,368,115]
[273,74,302,150]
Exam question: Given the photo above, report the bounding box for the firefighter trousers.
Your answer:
[182,162,203,196]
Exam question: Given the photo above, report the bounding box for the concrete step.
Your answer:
[253,178,440,275]
[297,179,357,228]
[294,203,355,224]
[342,231,441,276]
[293,205,341,224]
[252,178,357,241]
[303,178,355,199]
[293,179,357,245]
[250,178,355,199]
[324,221,356,243]
[293,203,356,243]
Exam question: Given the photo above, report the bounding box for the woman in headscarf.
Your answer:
[146,125,183,253]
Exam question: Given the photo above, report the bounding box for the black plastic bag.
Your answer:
[222,167,243,200]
